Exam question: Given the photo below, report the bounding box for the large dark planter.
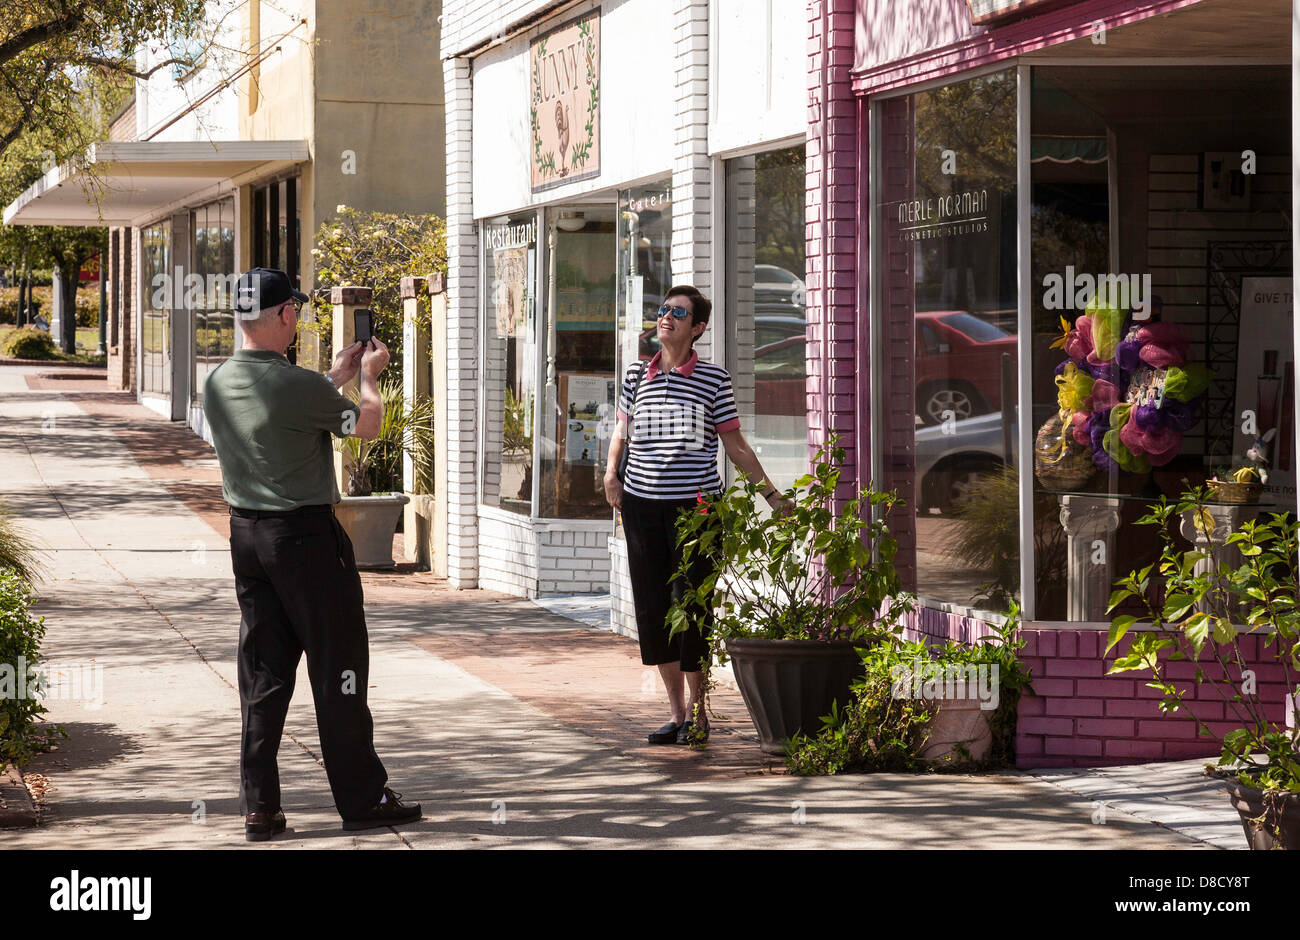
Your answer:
[1226,779,1300,850]
[725,638,866,754]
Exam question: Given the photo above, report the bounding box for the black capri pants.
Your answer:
[621,491,717,672]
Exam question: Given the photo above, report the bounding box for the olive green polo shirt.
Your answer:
[202,349,361,510]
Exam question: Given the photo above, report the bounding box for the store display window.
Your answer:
[481,212,540,516]
[1029,65,1293,622]
[724,145,808,493]
[876,68,1020,614]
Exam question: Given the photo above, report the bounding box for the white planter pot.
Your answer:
[334,494,410,569]
[919,698,994,763]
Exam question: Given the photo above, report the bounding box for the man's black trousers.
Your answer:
[229,506,387,820]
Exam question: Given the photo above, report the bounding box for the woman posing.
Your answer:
[604,285,788,745]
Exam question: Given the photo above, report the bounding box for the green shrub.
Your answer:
[0,326,58,359]
[0,569,63,769]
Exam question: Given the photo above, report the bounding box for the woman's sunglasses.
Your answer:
[657,304,691,320]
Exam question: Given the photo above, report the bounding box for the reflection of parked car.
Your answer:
[915,311,1017,427]
[754,264,806,304]
[914,412,1016,514]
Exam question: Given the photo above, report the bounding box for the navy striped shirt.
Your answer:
[616,349,740,500]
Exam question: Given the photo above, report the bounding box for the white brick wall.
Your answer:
[440,0,567,58]
[478,510,613,596]
[444,55,481,588]
[479,511,539,595]
[671,0,713,362]
[609,528,637,638]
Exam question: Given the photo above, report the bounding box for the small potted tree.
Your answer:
[1106,487,1300,850]
[333,376,435,568]
[668,438,913,753]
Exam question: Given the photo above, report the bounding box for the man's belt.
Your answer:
[229,504,334,519]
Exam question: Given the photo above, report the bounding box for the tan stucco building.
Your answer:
[4,0,445,441]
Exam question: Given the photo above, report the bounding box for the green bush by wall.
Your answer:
[1,327,59,360]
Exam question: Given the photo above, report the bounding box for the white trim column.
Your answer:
[671,0,713,359]
[444,54,480,588]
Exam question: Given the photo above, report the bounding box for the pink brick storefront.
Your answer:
[804,0,1298,766]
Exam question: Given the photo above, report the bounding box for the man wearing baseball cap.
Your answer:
[203,267,421,840]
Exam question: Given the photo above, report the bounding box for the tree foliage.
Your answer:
[307,205,448,370]
[0,0,207,162]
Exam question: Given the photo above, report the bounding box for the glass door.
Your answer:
[538,205,618,519]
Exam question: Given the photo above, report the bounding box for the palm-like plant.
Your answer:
[0,500,43,583]
[335,376,435,497]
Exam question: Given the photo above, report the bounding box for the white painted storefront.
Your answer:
[441,0,811,635]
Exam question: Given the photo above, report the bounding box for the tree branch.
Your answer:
[0,9,87,69]
[77,55,199,80]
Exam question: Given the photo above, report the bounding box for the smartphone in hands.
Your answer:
[354,308,373,346]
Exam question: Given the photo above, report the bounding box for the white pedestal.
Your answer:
[1059,494,1121,622]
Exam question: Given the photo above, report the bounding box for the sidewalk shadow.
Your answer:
[23,721,143,776]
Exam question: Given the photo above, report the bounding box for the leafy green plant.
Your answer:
[0,569,64,769]
[1106,487,1300,794]
[1,325,58,359]
[785,604,1033,773]
[307,205,447,371]
[668,437,911,649]
[335,376,435,497]
[503,386,532,457]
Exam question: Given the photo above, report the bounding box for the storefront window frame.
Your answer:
[477,207,543,520]
[868,62,1033,623]
[870,56,1298,626]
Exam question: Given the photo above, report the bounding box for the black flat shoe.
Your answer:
[648,721,682,744]
[677,720,709,745]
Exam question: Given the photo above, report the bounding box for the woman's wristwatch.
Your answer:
[763,487,778,502]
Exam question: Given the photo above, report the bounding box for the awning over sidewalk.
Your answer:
[2,140,309,227]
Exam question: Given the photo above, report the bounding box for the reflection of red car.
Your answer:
[915,311,1017,426]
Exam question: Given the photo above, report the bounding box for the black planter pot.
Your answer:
[1226,779,1300,850]
[725,638,866,755]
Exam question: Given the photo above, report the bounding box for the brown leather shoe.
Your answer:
[245,809,286,842]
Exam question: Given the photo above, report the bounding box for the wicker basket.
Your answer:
[1207,479,1263,504]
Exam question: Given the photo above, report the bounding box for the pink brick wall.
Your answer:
[806,0,861,502]
[1015,629,1292,768]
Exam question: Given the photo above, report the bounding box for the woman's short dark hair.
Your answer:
[666,285,711,325]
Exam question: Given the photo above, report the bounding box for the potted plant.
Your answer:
[333,376,435,568]
[1106,486,1300,850]
[668,438,913,754]
[783,606,1032,773]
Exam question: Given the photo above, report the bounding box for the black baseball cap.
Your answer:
[233,267,309,315]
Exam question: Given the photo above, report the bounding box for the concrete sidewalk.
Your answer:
[0,365,1234,849]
